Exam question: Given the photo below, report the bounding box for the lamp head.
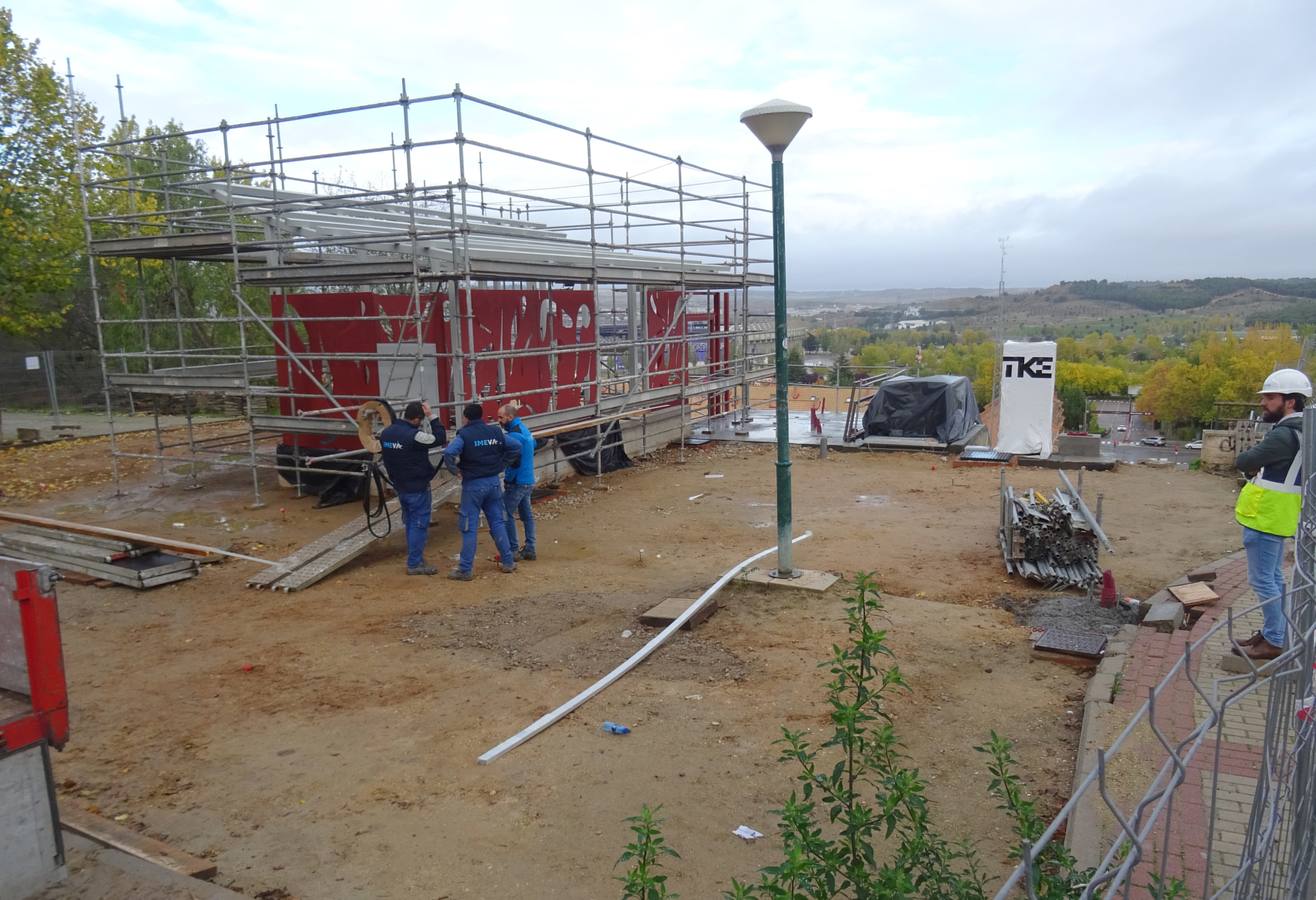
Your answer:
[740,99,812,159]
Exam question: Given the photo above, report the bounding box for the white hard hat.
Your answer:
[1259,368,1314,397]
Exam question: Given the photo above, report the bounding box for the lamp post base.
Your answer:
[743,568,840,592]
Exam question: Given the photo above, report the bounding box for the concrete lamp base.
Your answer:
[742,567,839,592]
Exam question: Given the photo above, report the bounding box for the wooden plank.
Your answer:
[639,597,718,629]
[0,511,272,565]
[60,806,218,880]
[1168,582,1219,607]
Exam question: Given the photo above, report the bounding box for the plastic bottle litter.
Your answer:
[601,721,631,735]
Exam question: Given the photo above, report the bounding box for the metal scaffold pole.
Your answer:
[71,83,774,495]
[67,59,124,497]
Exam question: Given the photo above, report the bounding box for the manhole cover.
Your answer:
[1035,627,1107,658]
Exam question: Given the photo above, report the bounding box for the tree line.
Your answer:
[0,8,266,358]
[799,321,1310,428]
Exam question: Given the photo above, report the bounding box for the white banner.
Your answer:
[995,340,1056,457]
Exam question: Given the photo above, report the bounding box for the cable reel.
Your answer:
[358,399,396,538]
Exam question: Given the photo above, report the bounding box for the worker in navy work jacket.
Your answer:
[443,403,521,580]
[497,403,537,561]
[378,401,447,576]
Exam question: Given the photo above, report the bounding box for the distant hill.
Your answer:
[918,277,1316,330]
[785,287,995,309]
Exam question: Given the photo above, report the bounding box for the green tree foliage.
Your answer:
[1136,327,1304,424]
[0,8,102,335]
[787,346,807,382]
[1056,361,1128,396]
[1061,277,1316,313]
[1059,384,1087,431]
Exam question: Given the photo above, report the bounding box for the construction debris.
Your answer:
[1168,581,1219,607]
[639,597,718,629]
[0,524,198,590]
[999,482,1103,589]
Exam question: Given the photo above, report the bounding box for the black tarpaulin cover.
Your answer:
[862,375,980,443]
[558,420,633,475]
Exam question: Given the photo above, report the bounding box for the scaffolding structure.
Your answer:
[74,82,779,505]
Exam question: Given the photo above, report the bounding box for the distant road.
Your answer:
[1093,409,1200,465]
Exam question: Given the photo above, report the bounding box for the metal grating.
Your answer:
[1033,626,1107,658]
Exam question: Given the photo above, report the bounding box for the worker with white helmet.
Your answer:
[1233,368,1312,660]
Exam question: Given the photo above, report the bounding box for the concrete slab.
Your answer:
[638,597,718,629]
[741,568,839,592]
[1142,600,1185,633]
[1219,652,1280,677]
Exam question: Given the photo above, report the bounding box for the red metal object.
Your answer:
[272,287,731,454]
[1,568,69,753]
[1099,569,1117,609]
[273,289,597,451]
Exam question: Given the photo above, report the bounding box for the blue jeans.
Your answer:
[1242,526,1288,647]
[503,482,536,554]
[397,488,432,569]
[458,475,513,573]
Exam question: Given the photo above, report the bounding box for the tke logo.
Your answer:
[1002,355,1054,378]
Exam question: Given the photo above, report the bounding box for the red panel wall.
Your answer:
[273,289,596,451]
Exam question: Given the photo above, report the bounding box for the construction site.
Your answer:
[4,83,1316,900]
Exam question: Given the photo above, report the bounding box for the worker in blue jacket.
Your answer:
[497,403,537,561]
[443,403,521,580]
[378,401,447,575]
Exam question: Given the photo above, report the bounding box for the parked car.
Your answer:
[1140,436,1167,447]
[1116,425,1127,432]
[1185,439,1203,450]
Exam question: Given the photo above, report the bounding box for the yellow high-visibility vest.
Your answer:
[1235,430,1303,537]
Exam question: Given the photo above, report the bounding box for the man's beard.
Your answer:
[1262,408,1285,423]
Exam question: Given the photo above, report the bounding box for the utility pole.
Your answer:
[990,236,1009,407]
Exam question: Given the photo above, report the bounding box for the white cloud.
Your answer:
[8,0,1314,287]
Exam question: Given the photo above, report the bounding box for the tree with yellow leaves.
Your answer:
[0,8,102,335]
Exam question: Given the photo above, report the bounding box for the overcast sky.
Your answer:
[11,0,1315,290]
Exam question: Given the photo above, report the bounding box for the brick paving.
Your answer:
[1107,552,1282,898]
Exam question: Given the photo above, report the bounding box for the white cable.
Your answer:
[477,531,813,764]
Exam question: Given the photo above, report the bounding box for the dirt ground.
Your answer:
[6,432,1246,898]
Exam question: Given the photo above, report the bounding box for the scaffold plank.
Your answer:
[249,481,460,591]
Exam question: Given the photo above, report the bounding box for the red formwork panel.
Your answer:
[647,290,732,413]
[646,289,688,390]
[460,289,596,418]
[273,289,597,452]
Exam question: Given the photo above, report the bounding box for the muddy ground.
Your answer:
[6,432,1245,897]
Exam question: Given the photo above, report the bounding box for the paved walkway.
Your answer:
[1109,552,1292,897]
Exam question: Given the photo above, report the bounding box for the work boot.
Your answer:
[499,562,517,574]
[519,549,536,561]
[448,568,473,582]
[407,564,437,576]
[1231,631,1265,655]
[1244,638,1284,661]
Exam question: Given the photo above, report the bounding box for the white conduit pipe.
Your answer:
[477,531,813,764]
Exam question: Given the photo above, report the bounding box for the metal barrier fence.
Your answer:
[995,405,1316,898]
[0,351,105,412]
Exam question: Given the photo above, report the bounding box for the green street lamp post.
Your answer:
[740,99,812,578]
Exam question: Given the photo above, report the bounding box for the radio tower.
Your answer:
[990,236,1010,405]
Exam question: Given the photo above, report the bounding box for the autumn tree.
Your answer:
[0,8,102,335]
